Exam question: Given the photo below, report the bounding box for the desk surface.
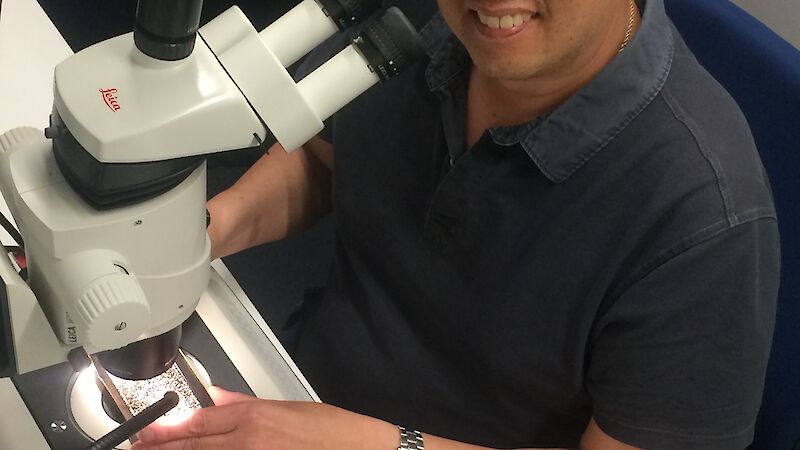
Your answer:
[0,0,71,130]
[0,3,74,448]
[0,0,72,245]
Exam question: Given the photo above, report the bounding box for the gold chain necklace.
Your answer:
[618,0,638,53]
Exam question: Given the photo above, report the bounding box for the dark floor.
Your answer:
[34,0,336,338]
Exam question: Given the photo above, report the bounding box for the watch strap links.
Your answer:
[398,425,424,450]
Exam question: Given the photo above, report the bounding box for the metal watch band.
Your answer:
[398,425,425,450]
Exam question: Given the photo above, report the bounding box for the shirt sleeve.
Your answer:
[586,217,780,450]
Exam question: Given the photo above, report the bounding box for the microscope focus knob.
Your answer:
[76,273,151,349]
[0,127,40,153]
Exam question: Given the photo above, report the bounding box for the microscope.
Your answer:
[0,0,422,448]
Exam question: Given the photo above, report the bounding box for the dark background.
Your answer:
[38,0,297,52]
[34,0,336,339]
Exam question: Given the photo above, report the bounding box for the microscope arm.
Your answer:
[0,252,71,374]
[0,157,71,374]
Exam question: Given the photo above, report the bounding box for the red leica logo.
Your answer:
[100,88,121,112]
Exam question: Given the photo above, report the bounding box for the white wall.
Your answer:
[732,0,800,49]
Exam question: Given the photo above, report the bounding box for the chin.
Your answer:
[464,43,544,80]
[474,58,541,81]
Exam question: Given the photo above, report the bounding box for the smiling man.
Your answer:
[134,0,779,449]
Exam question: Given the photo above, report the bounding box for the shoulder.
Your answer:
[591,29,778,294]
[644,27,776,225]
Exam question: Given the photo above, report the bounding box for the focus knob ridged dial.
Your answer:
[0,127,39,154]
[76,273,150,349]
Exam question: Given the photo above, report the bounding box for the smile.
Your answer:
[475,11,535,29]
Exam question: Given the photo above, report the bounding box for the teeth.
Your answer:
[477,11,534,29]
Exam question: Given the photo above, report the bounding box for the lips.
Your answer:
[475,11,534,29]
[469,8,539,39]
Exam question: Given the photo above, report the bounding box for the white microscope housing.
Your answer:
[0,0,421,378]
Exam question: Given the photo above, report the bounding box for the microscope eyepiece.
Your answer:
[134,0,204,61]
[351,7,425,81]
[317,0,382,30]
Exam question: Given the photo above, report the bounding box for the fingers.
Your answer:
[136,403,245,445]
[131,433,231,450]
[207,385,257,405]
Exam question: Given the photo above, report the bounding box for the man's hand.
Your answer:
[129,386,640,450]
[130,386,397,450]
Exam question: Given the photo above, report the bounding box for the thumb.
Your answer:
[207,386,257,405]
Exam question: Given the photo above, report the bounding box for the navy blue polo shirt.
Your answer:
[291,0,780,448]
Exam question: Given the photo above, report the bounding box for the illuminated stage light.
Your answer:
[68,350,212,447]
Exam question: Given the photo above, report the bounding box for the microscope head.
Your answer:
[0,0,424,378]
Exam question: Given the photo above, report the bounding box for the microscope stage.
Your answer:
[3,263,317,449]
[14,312,249,449]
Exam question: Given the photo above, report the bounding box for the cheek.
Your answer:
[539,14,582,55]
[436,1,461,22]
[438,0,478,31]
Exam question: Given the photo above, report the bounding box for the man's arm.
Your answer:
[422,417,636,450]
[207,136,333,259]
[131,387,636,450]
[580,419,640,450]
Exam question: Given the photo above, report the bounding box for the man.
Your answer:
[133,0,779,448]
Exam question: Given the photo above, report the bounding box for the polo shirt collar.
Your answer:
[420,0,675,183]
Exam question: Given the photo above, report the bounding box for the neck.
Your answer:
[466,0,640,147]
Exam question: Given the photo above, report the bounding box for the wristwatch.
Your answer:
[398,425,425,450]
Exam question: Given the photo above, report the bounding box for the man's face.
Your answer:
[436,0,624,82]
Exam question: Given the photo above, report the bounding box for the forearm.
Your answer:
[346,416,491,450]
[207,139,331,259]
[421,433,496,450]
[365,416,627,450]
